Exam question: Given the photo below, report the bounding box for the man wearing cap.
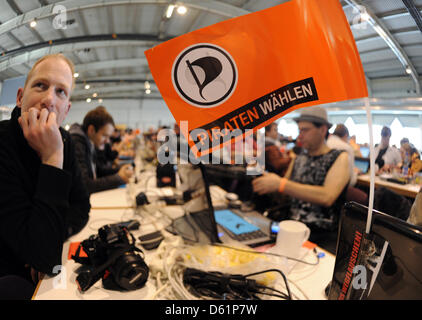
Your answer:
[253,106,350,252]
[374,126,401,173]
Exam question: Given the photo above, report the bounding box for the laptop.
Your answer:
[166,164,274,247]
[354,157,370,174]
[360,146,370,158]
[328,201,422,300]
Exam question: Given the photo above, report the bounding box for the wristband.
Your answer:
[278,177,287,193]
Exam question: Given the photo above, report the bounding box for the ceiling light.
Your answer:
[84,84,90,90]
[73,72,79,78]
[145,89,151,94]
[406,67,412,74]
[166,4,175,18]
[98,99,103,103]
[177,5,187,15]
[144,81,150,89]
[92,93,98,98]
[360,13,370,22]
[86,98,91,103]
[29,20,37,28]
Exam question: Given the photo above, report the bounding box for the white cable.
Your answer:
[163,246,185,299]
[365,97,376,234]
[151,283,170,300]
[171,262,198,300]
[286,278,310,300]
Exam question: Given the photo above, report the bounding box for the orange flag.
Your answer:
[145,0,368,157]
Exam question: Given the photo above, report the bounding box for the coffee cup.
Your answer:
[274,220,310,259]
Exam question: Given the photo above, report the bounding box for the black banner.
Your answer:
[189,77,318,147]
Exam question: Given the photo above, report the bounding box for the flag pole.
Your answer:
[364,97,375,234]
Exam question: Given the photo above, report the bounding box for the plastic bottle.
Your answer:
[402,152,410,176]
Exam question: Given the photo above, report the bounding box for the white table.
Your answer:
[33,186,336,300]
[357,174,421,198]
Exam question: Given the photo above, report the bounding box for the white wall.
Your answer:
[65,98,176,130]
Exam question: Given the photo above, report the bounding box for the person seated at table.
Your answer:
[349,135,363,158]
[0,53,91,299]
[117,128,136,158]
[252,107,350,253]
[96,142,119,172]
[400,137,421,174]
[110,127,122,145]
[69,106,134,194]
[327,124,358,186]
[374,126,402,174]
[408,188,422,227]
[142,129,159,163]
[264,122,292,177]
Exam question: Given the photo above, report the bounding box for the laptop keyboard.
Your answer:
[190,209,268,243]
[223,228,267,242]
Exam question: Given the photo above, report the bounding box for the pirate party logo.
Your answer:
[172,43,238,108]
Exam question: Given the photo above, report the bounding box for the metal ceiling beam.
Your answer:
[6,0,45,43]
[72,89,160,97]
[75,72,151,82]
[0,0,249,37]
[402,0,422,33]
[72,82,157,95]
[359,43,422,57]
[6,0,22,15]
[157,0,173,40]
[345,4,422,44]
[73,58,147,73]
[71,95,162,101]
[76,78,152,84]
[355,27,420,44]
[344,0,421,94]
[0,34,169,59]
[0,40,152,74]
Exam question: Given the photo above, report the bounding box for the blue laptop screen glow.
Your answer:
[360,147,370,158]
[355,159,369,173]
[214,210,260,235]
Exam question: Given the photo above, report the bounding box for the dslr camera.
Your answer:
[71,223,149,292]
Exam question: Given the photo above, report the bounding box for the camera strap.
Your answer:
[71,242,91,265]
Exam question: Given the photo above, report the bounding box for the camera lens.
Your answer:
[112,252,149,290]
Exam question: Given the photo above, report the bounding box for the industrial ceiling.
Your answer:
[0,0,421,108]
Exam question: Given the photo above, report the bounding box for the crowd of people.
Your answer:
[0,53,421,300]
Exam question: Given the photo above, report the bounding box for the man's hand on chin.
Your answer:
[18,108,64,169]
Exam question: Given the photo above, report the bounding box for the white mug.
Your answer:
[275,220,310,259]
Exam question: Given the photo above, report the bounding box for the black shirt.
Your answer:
[0,107,90,280]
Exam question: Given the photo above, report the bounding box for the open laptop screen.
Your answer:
[214,209,260,235]
[360,146,370,158]
[328,202,422,300]
[354,157,370,174]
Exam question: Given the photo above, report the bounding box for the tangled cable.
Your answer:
[182,268,292,300]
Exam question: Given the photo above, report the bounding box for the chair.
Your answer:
[373,187,411,221]
[345,186,368,206]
